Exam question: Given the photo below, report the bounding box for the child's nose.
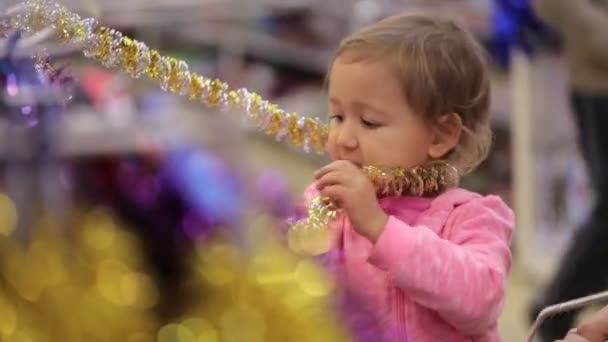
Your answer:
[336,126,358,150]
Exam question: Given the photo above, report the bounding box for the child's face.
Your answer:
[326,57,435,169]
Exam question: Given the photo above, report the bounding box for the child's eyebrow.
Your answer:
[353,100,388,116]
[329,98,388,117]
[329,98,340,106]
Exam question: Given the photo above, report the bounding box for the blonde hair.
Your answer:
[329,12,492,175]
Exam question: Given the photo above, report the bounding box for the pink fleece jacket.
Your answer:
[304,186,514,342]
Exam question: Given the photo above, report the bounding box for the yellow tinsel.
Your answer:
[1,0,329,154]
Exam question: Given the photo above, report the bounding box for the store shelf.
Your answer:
[176,24,331,74]
[0,109,214,157]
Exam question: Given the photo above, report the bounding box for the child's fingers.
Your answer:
[319,184,348,207]
[314,162,339,179]
[315,171,349,191]
[314,160,359,179]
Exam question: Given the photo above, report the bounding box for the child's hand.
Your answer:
[314,160,388,242]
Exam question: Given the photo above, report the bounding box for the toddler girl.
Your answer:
[306,12,514,342]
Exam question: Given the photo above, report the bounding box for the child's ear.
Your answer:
[428,113,463,159]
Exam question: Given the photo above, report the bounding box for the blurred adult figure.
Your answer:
[529,1,608,341]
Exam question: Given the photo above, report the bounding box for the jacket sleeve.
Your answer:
[533,0,608,63]
[368,195,514,335]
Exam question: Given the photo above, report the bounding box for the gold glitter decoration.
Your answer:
[94,26,113,61]
[1,0,329,153]
[208,79,224,107]
[287,114,303,147]
[120,36,139,76]
[183,221,351,342]
[228,90,240,106]
[166,57,182,93]
[0,194,17,237]
[287,196,335,256]
[56,17,70,42]
[264,105,281,136]
[248,92,263,122]
[304,117,325,153]
[0,209,159,341]
[287,163,460,255]
[73,21,87,40]
[366,163,460,197]
[188,75,204,101]
[0,204,350,341]
[146,49,163,80]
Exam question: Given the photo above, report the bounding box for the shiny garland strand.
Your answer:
[2,0,328,154]
[366,164,460,198]
[287,163,460,255]
[1,1,463,188]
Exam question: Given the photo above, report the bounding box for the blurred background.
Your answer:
[0,0,604,341]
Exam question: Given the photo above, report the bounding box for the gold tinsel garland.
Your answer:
[1,1,463,193]
[287,164,460,255]
[2,0,328,154]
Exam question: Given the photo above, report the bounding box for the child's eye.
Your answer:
[361,118,381,129]
[329,114,344,123]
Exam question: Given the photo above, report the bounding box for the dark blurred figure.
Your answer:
[529,1,608,341]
